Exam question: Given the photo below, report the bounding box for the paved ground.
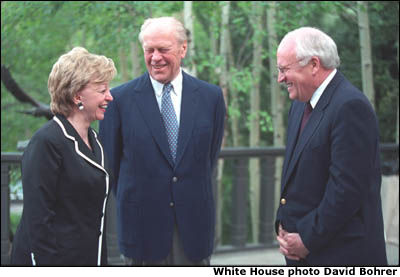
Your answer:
[211,244,399,266]
[211,247,285,266]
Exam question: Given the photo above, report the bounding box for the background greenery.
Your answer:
[1,1,399,152]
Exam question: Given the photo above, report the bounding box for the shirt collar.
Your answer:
[310,68,337,108]
[150,68,183,97]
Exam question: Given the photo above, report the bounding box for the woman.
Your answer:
[10,47,117,265]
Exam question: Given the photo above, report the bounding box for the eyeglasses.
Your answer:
[277,59,305,75]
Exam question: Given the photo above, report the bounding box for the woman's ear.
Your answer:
[73,94,82,105]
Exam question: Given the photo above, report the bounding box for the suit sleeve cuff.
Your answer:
[296,210,330,253]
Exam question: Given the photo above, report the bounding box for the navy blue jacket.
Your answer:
[99,71,225,262]
[276,71,387,265]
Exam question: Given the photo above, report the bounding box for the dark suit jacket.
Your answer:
[11,114,109,265]
[99,71,225,262]
[275,71,387,265]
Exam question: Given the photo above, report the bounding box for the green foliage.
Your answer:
[10,211,22,236]
[259,111,274,133]
[2,1,398,152]
[9,165,23,200]
[368,2,399,142]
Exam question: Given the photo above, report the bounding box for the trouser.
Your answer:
[124,223,210,266]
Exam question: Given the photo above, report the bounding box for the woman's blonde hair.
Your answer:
[48,47,117,116]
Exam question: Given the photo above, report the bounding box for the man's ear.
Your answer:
[310,56,321,76]
[181,41,188,59]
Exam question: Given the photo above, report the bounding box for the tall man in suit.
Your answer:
[275,27,387,265]
[99,17,225,265]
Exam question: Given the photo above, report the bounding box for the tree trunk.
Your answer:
[131,40,142,78]
[220,1,230,109]
[397,35,399,144]
[210,8,219,76]
[119,47,130,83]
[357,1,375,108]
[123,4,142,79]
[267,2,286,218]
[215,0,230,247]
[249,1,263,243]
[184,1,197,77]
[227,31,241,147]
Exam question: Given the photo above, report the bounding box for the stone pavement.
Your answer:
[211,246,285,266]
[211,244,399,266]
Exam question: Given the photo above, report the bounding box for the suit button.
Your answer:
[170,202,174,207]
[280,198,286,205]
[172,177,178,182]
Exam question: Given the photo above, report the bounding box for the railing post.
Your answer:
[259,156,276,245]
[1,163,11,265]
[231,158,249,247]
[212,163,221,246]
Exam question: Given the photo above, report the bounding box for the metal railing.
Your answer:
[1,144,398,265]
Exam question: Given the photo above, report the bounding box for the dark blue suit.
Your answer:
[276,71,387,265]
[99,71,225,262]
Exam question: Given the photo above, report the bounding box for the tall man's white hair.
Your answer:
[278,27,340,69]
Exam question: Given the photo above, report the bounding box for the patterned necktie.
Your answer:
[300,102,313,133]
[161,83,179,162]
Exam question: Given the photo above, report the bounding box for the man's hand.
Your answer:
[277,224,309,261]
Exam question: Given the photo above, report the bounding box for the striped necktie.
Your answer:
[161,83,179,162]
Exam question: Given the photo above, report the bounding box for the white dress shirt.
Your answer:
[150,69,183,125]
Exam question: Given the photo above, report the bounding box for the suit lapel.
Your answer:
[175,72,199,167]
[89,129,104,165]
[281,71,342,192]
[133,73,175,166]
[282,106,324,192]
[281,102,303,187]
[53,115,106,172]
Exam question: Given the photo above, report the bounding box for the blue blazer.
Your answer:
[275,71,387,265]
[99,71,225,262]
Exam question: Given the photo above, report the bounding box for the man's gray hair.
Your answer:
[138,17,187,45]
[279,27,340,69]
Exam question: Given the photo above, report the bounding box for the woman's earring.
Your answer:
[78,102,84,110]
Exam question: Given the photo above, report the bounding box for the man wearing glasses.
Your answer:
[275,27,387,265]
